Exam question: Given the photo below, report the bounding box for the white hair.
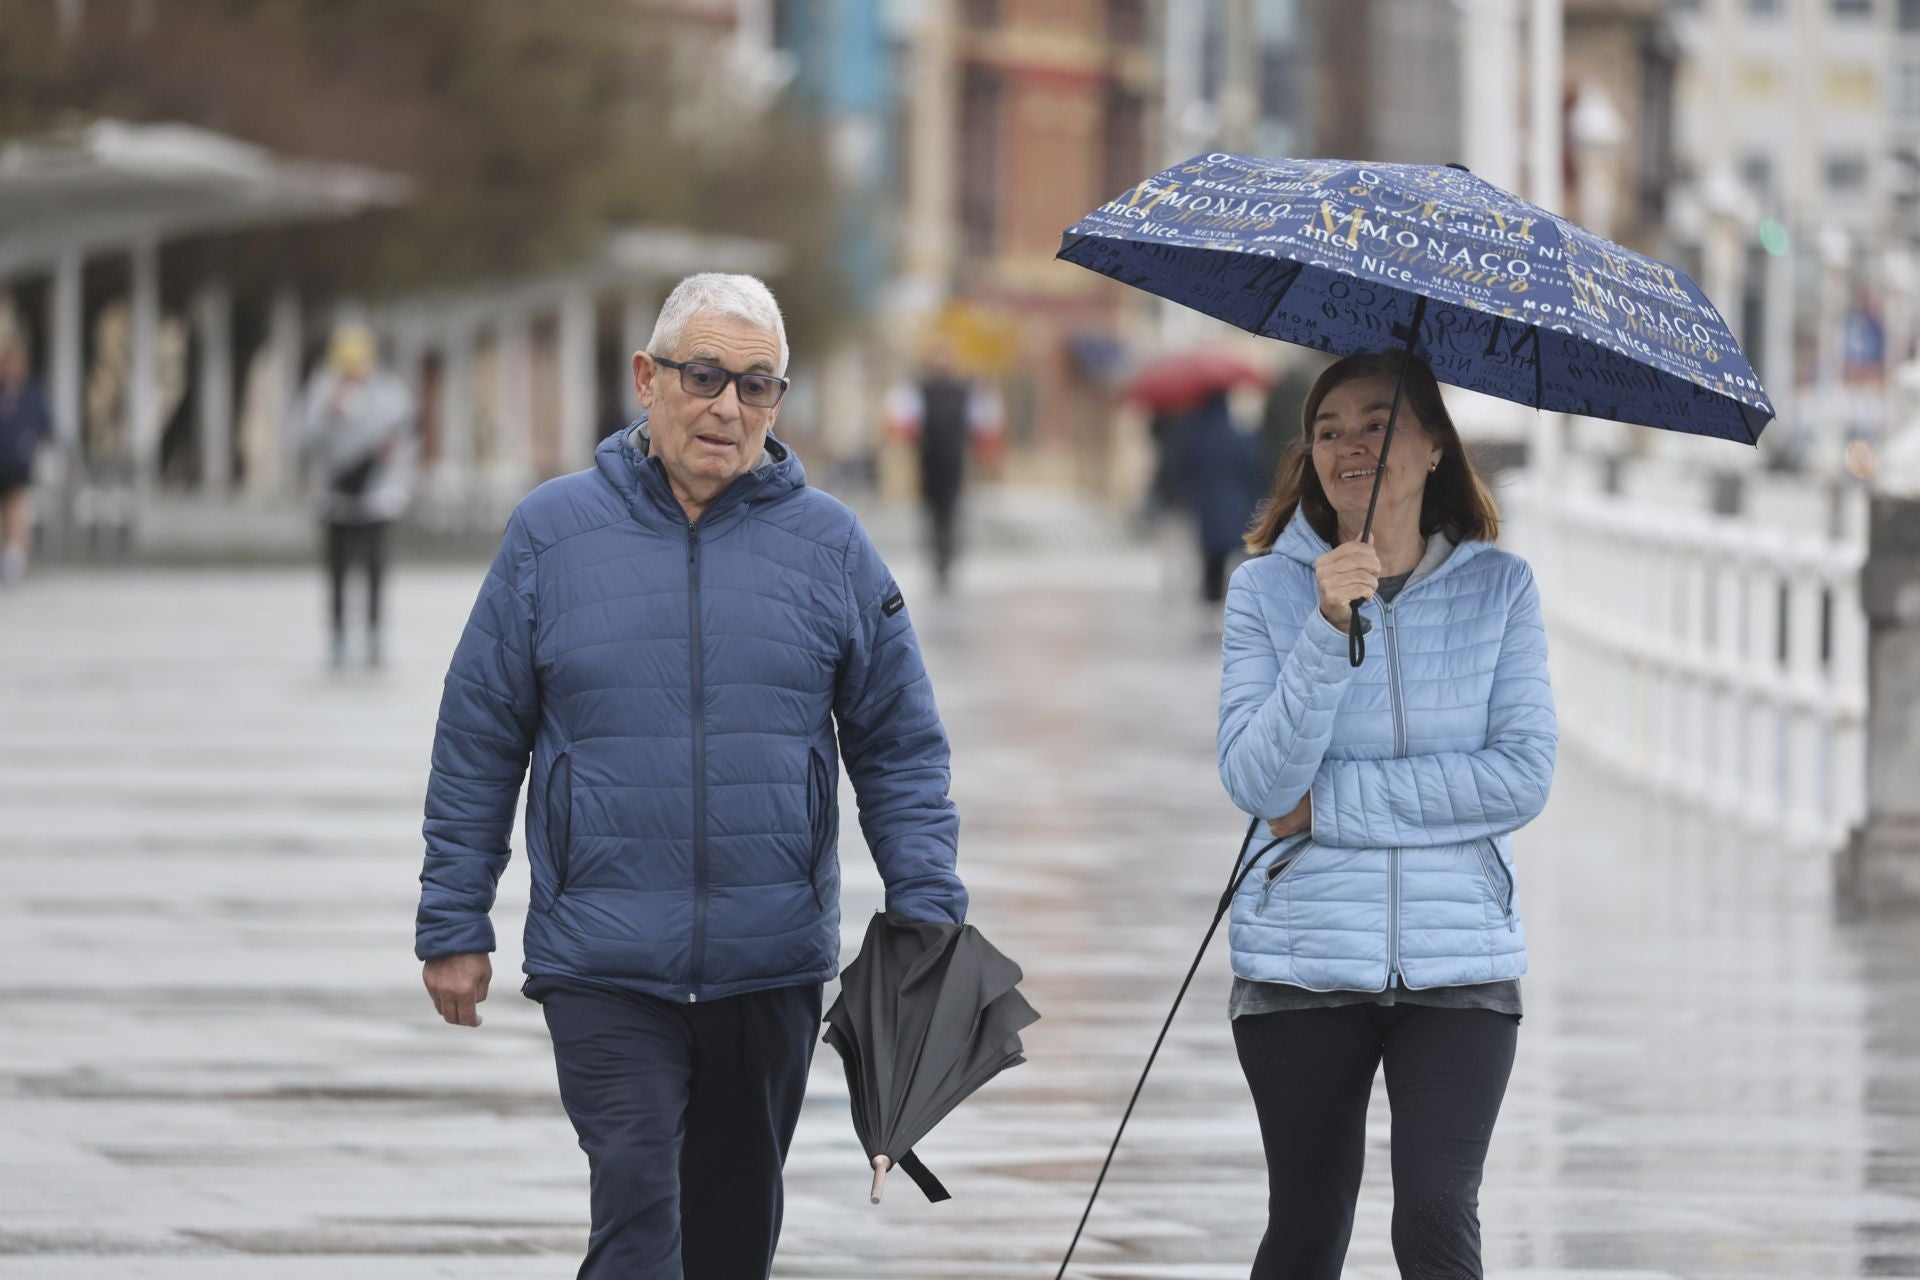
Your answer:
[647,273,788,375]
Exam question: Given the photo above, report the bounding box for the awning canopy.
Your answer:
[0,120,410,276]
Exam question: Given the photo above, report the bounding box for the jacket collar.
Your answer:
[1271,507,1487,596]
[595,416,805,532]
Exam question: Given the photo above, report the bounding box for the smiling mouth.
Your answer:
[1338,466,1378,481]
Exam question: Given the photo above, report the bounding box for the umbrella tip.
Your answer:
[870,1154,891,1205]
[1446,162,1471,172]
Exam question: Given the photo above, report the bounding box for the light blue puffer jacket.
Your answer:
[1217,511,1557,992]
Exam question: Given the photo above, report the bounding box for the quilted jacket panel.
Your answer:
[416,424,967,1001]
[1218,511,1556,991]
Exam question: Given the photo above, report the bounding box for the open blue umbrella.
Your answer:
[1059,152,1775,664]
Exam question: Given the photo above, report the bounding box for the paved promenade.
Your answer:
[2,538,1917,1278]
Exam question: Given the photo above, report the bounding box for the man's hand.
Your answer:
[423,953,492,1027]
[1267,791,1312,840]
[1314,540,1381,630]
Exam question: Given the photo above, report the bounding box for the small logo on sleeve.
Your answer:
[882,591,906,618]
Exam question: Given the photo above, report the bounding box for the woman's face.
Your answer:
[1309,374,1441,532]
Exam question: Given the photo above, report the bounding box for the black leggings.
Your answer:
[1232,1003,1518,1279]
[325,520,391,635]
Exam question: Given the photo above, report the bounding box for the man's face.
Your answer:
[634,312,782,511]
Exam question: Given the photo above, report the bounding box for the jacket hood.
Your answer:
[1270,505,1489,586]
[595,416,806,526]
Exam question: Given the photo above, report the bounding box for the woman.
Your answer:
[1216,350,1556,1278]
[302,324,416,668]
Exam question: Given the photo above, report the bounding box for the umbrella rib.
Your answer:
[1253,259,1305,339]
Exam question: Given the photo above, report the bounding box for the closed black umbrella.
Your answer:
[823,911,1040,1203]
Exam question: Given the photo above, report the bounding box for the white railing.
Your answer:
[1509,468,1868,851]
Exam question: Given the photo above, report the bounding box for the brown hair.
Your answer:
[1243,350,1500,555]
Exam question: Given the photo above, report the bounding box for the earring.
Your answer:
[1428,461,1439,474]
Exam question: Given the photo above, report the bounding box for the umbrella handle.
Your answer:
[1347,600,1367,667]
[870,1154,891,1205]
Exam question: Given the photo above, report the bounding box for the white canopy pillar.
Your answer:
[127,236,160,489]
[438,318,477,485]
[558,284,597,472]
[267,287,303,498]
[49,250,83,460]
[494,309,536,487]
[620,288,658,426]
[193,280,233,496]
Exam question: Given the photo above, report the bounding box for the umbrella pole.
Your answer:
[870,1154,891,1204]
[1349,294,1429,668]
[1053,819,1280,1279]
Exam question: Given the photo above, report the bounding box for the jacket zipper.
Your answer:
[1383,598,1406,988]
[547,751,573,906]
[1475,837,1517,928]
[686,520,707,1003]
[1257,835,1312,913]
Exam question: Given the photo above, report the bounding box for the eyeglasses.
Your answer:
[652,355,789,409]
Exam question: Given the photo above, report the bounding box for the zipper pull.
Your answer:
[1258,856,1291,912]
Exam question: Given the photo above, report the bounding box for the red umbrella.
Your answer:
[1122,350,1269,414]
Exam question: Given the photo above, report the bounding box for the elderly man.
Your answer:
[415,273,967,1279]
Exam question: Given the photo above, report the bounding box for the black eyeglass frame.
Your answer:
[650,354,790,408]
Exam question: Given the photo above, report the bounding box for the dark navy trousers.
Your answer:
[526,976,822,1280]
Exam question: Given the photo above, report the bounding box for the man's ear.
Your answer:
[633,351,658,409]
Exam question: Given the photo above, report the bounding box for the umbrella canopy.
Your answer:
[1123,349,1269,415]
[823,911,1039,1204]
[1059,152,1774,442]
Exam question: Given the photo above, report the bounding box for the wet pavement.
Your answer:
[2,535,1918,1279]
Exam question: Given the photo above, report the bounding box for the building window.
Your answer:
[1106,0,1147,46]
[962,0,998,27]
[959,67,1001,257]
[1669,0,1700,11]
[1902,0,1920,29]
[1831,0,1872,16]
[1748,0,1779,13]
[1899,62,1920,119]
[1742,151,1774,194]
[1826,151,1869,190]
[1260,45,1298,122]
[1104,87,1147,199]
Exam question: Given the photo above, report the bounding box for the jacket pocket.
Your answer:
[806,748,835,911]
[1257,837,1313,914]
[1473,838,1514,923]
[545,752,573,907]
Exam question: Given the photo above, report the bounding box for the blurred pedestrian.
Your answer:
[1217,351,1557,1279]
[0,322,53,585]
[1256,356,1319,486]
[1184,391,1262,604]
[302,324,415,668]
[885,342,1003,592]
[414,273,968,1280]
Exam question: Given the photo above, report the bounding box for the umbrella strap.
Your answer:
[897,1149,951,1204]
[1054,817,1280,1279]
[1350,293,1429,668]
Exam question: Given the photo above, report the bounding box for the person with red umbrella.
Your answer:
[1126,352,1269,603]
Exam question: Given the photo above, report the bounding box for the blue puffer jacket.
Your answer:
[415,423,968,1002]
[1217,511,1557,992]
